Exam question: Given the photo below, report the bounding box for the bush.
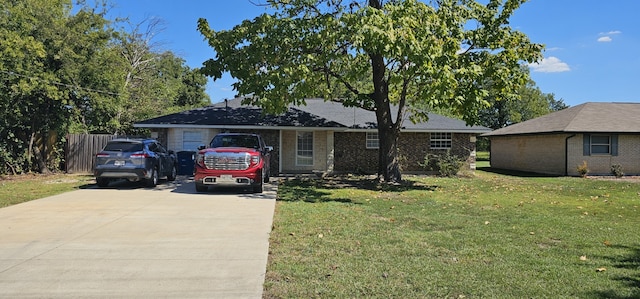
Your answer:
[610,164,624,178]
[422,151,464,177]
[577,161,589,178]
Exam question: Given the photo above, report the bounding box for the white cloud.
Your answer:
[598,36,612,42]
[528,56,570,73]
[600,30,621,35]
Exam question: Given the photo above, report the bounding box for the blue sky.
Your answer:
[101,0,640,107]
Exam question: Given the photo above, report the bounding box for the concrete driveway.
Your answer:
[0,177,276,298]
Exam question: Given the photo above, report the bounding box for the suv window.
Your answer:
[148,142,159,152]
[104,142,143,152]
[156,143,168,153]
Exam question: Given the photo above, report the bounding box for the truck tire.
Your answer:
[263,168,270,183]
[195,183,208,192]
[253,172,263,193]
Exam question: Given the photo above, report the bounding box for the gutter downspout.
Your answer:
[565,134,576,176]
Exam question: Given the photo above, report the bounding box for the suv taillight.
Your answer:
[130,153,149,158]
[96,153,109,158]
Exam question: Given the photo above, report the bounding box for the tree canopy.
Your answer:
[198,0,544,182]
[0,0,210,175]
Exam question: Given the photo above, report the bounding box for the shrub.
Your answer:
[610,164,624,178]
[422,151,464,177]
[577,161,589,178]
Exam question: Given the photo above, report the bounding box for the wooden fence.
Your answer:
[65,134,114,174]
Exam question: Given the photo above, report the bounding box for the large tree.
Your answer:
[198,0,543,183]
[0,0,210,175]
[479,77,568,130]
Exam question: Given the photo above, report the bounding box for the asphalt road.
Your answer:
[0,177,277,298]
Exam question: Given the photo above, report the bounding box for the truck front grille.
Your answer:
[204,152,250,170]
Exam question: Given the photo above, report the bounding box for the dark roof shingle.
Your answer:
[482,102,640,136]
[136,97,490,133]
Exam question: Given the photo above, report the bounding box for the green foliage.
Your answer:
[477,69,569,130]
[198,0,543,182]
[0,0,210,174]
[611,164,624,178]
[421,151,464,177]
[577,161,589,178]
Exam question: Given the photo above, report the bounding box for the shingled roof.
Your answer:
[482,102,640,137]
[135,97,490,133]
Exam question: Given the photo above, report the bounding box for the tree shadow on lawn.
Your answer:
[477,166,561,178]
[591,244,640,298]
[276,176,438,204]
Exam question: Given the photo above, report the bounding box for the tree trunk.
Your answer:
[367,0,402,183]
[370,49,401,183]
[28,132,51,174]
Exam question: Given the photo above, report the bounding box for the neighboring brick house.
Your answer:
[482,102,640,176]
[134,97,490,176]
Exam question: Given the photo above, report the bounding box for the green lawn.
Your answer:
[264,170,640,298]
[0,174,94,208]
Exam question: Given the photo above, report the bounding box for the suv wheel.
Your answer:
[145,168,158,187]
[167,165,177,181]
[96,178,110,188]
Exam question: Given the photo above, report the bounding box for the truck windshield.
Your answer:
[210,135,259,149]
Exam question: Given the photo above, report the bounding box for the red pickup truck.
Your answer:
[194,133,272,193]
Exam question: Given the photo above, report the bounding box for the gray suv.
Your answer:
[94,138,177,187]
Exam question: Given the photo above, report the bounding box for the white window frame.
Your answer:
[430,132,452,149]
[366,132,379,149]
[182,131,203,151]
[296,131,314,166]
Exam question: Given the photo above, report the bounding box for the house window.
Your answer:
[366,132,379,149]
[430,132,452,149]
[297,131,313,166]
[590,135,611,155]
[183,131,203,151]
[583,134,618,156]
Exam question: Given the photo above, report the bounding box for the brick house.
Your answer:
[134,97,490,176]
[482,102,640,176]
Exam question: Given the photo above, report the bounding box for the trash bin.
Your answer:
[176,151,196,176]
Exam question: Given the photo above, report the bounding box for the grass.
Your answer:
[476,151,490,161]
[0,174,95,208]
[264,170,640,298]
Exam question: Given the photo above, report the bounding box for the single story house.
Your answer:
[482,102,640,176]
[134,97,490,176]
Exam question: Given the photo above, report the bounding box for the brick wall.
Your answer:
[334,132,477,174]
[568,134,640,176]
[490,134,567,175]
[491,133,640,176]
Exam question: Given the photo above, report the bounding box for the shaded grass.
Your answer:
[0,174,95,208]
[265,171,640,298]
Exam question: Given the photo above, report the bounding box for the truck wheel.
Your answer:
[145,168,158,187]
[195,183,208,192]
[167,165,177,181]
[253,177,263,193]
[263,169,270,183]
[96,178,110,188]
